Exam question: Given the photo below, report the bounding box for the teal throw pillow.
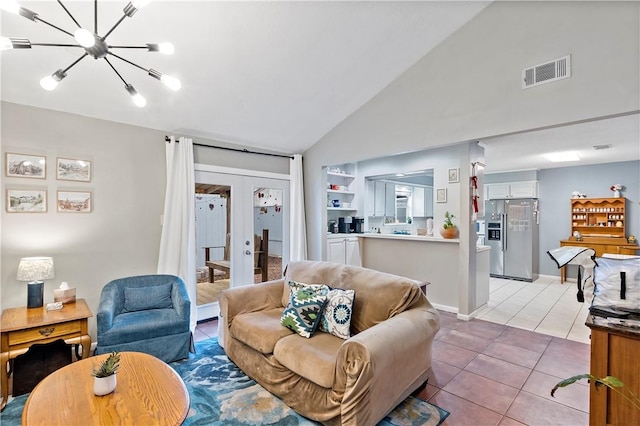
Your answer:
[319,288,355,340]
[280,281,329,338]
[124,283,173,312]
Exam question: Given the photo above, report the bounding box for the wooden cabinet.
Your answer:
[587,316,640,426]
[327,236,361,266]
[570,197,626,239]
[485,181,538,199]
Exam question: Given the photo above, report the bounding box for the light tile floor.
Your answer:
[475,276,592,344]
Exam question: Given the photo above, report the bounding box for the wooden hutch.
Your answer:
[559,197,638,282]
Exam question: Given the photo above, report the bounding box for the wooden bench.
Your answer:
[205,229,269,283]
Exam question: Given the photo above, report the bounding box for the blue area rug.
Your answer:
[1,338,449,425]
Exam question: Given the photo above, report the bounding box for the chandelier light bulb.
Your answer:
[39,70,66,91]
[40,75,59,91]
[132,93,147,107]
[132,0,152,10]
[74,28,95,48]
[0,0,21,14]
[0,37,13,50]
[161,75,181,91]
[157,42,174,55]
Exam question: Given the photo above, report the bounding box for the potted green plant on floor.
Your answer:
[92,351,121,396]
[552,374,640,411]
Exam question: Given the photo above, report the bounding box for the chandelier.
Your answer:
[0,0,180,107]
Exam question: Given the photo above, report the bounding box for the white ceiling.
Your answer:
[1,1,638,172]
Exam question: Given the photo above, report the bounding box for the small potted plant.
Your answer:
[440,211,459,239]
[92,351,120,396]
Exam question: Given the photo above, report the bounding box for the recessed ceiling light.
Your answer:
[395,173,405,177]
[545,151,580,162]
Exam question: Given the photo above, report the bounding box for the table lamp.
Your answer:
[17,257,55,308]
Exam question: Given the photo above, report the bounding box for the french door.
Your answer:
[194,165,290,321]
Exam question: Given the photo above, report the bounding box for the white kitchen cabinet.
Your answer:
[486,181,538,199]
[385,183,395,217]
[373,181,386,216]
[412,186,425,217]
[327,236,361,266]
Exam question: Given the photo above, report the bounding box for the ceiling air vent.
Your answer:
[522,55,571,89]
[593,144,612,150]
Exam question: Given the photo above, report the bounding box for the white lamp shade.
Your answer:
[17,257,55,282]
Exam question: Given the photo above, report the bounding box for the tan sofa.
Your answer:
[219,260,441,425]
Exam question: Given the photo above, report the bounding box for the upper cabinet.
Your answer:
[570,197,626,239]
[486,181,539,199]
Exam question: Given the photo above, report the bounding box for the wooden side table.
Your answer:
[0,299,92,411]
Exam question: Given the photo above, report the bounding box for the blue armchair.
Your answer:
[95,274,192,363]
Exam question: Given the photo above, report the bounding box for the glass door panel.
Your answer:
[252,186,284,283]
[194,171,289,321]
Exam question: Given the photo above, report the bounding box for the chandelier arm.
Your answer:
[108,52,149,73]
[108,45,149,49]
[104,57,129,86]
[62,53,89,74]
[102,15,127,41]
[33,16,74,38]
[31,43,82,48]
[56,0,82,29]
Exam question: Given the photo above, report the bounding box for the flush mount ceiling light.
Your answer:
[0,0,180,107]
[545,151,580,162]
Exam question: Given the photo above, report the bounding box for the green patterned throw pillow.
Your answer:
[319,288,355,340]
[280,281,329,338]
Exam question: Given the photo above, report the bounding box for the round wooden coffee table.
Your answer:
[22,351,189,425]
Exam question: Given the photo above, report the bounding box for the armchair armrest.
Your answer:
[220,279,284,324]
[97,285,120,335]
[171,280,191,321]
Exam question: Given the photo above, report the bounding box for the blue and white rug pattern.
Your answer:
[1,338,449,426]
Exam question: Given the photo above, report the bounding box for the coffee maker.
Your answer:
[338,217,352,233]
[350,217,364,233]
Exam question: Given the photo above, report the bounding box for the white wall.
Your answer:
[1,102,166,339]
[304,0,639,261]
[1,102,290,339]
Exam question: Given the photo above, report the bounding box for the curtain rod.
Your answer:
[165,136,294,159]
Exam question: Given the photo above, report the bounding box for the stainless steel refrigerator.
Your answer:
[485,199,539,281]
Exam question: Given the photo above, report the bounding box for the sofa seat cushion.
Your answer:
[274,332,343,389]
[231,308,293,354]
[99,308,187,346]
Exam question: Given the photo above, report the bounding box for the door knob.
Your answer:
[245,250,251,255]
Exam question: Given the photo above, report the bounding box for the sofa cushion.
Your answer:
[274,332,343,389]
[285,261,423,334]
[280,285,328,338]
[231,308,293,354]
[123,283,172,312]
[319,288,355,339]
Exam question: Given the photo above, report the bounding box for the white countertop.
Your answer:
[360,233,459,243]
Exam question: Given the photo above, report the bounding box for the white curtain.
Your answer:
[290,154,307,260]
[158,136,197,333]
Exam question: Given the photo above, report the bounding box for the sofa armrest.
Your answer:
[336,304,440,424]
[97,285,119,335]
[220,279,285,324]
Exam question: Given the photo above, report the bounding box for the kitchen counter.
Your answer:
[361,233,459,243]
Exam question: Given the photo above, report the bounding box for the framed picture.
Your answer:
[57,190,92,213]
[448,168,460,183]
[6,189,47,213]
[6,153,46,179]
[436,188,447,203]
[57,157,91,182]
